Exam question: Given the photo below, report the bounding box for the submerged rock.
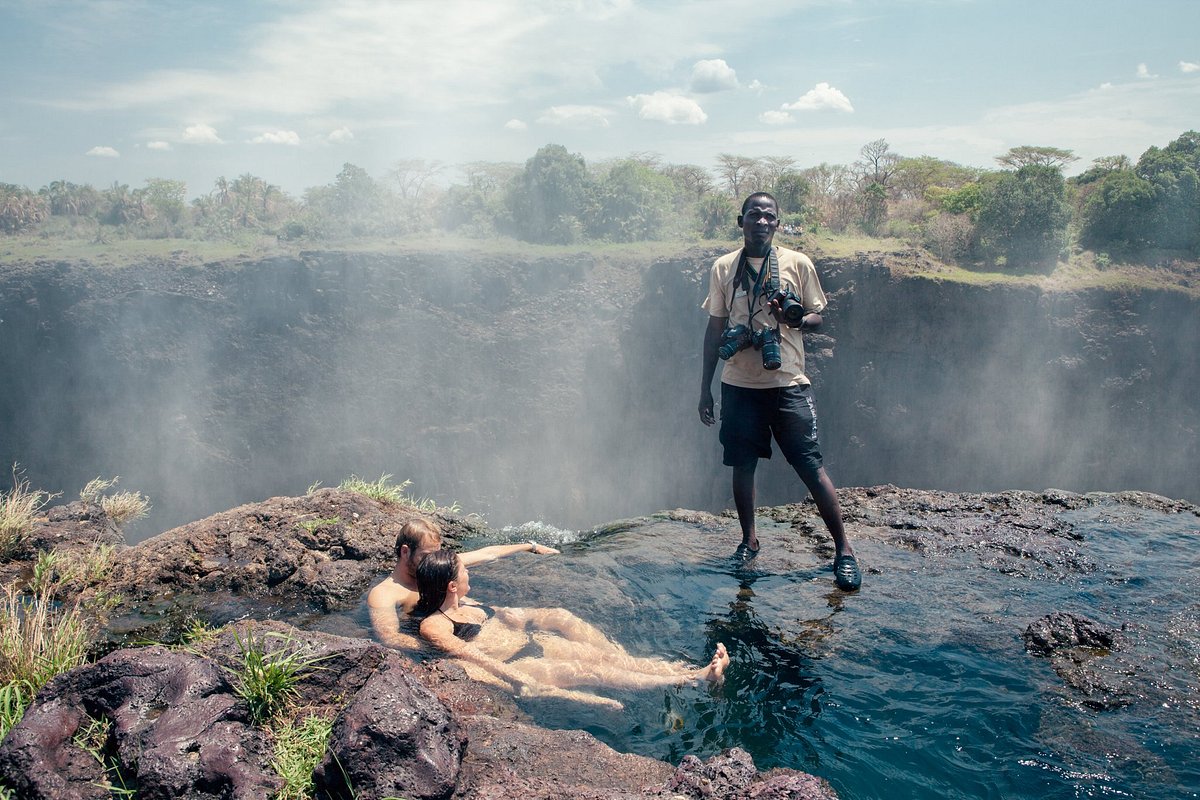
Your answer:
[1023,611,1121,656]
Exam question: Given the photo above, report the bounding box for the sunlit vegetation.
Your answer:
[228,627,326,726]
[335,474,459,512]
[0,582,96,740]
[271,713,335,800]
[0,467,56,561]
[80,476,151,527]
[2,132,1196,282]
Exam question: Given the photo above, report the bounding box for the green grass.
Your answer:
[271,713,335,800]
[0,468,56,561]
[79,476,151,526]
[0,583,96,740]
[74,715,136,797]
[229,628,327,726]
[335,474,459,513]
[296,516,341,534]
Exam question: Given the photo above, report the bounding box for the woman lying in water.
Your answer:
[415,549,729,709]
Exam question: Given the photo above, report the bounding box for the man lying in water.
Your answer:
[414,549,729,709]
[367,518,560,650]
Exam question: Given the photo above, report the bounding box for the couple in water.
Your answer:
[368,519,729,709]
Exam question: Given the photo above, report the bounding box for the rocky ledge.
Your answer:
[2,485,1196,798]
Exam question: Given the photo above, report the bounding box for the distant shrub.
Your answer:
[923,213,977,261]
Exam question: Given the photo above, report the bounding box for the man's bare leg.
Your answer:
[732,462,759,551]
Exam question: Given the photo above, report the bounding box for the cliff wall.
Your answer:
[1,249,1195,537]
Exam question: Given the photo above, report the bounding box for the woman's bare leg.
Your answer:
[509,642,729,690]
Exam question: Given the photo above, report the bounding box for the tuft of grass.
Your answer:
[80,476,151,525]
[0,583,96,739]
[337,474,459,513]
[79,476,118,505]
[229,628,327,726]
[271,713,335,800]
[296,516,341,534]
[1,467,56,561]
[25,546,121,611]
[337,474,412,503]
[73,714,136,796]
[101,491,151,525]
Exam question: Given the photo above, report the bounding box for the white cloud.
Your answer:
[146,140,172,151]
[251,130,301,145]
[759,110,792,125]
[1099,82,1114,90]
[328,126,354,143]
[1136,63,1158,79]
[86,146,119,158]
[537,105,611,128]
[690,59,738,93]
[1181,61,1200,74]
[627,91,706,124]
[181,123,222,144]
[782,82,854,113]
[747,79,766,93]
[504,118,527,131]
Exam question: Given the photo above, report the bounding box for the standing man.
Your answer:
[698,192,860,591]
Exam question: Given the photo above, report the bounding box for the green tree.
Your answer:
[995,145,1078,170]
[141,178,187,224]
[697,192,735,239]
[586,159,676,241]
[976,164,1070,266]
[1080,170,1156,249]
[771,171,811,219]
[505,144,591,244]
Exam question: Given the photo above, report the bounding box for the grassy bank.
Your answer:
[1,230,1196,297]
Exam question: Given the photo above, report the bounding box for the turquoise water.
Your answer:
[332,505,1200,799]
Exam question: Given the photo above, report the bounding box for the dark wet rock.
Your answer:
[314,657,466,800]
[658,748,838,800]
[0,645,281,800]
[1024,613,1133,710]
[1024,612,1121,656]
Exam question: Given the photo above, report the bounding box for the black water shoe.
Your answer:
[833,554,862,591]
[734,543,759,561]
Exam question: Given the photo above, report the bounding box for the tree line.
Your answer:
[2,130,1197,268]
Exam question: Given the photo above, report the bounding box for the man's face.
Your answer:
[403,534,440,577]
[739,198,779,249]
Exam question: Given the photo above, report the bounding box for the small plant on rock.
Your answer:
[1,466,56,561]
[296,516,341,534]
[230,628,327,726]
[81,475,151,525]
[271,713,335,800]
[0,583,95,739]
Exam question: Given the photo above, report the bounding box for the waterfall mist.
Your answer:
[1,250,1196,544]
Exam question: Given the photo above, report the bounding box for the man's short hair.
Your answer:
[395,518,441,559]
[741,192,780,215]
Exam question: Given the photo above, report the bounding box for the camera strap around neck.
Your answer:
[729,247,779,324]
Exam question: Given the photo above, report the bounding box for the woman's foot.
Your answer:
[696,642,730,683]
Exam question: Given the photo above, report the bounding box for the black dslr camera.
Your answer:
[763,281,807,327]
[718,324,782,371]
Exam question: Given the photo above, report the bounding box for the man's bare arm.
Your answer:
[460,541,560,567]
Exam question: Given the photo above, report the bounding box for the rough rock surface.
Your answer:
[1023,612,1132,710]
[0,645,281,800]
[101,488,485,627]
[1024,612,1121,657]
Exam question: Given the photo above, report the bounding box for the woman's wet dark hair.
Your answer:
[414,549,460,618]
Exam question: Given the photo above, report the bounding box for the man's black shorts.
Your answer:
[719,383,824,474]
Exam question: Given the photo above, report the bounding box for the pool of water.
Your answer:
[327,504,1200,799]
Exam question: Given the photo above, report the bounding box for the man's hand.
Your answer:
[698,391,716,426]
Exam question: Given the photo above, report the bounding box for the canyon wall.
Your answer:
[1,248,1195,538]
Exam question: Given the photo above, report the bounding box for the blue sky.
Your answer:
[1,0,1197,198]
